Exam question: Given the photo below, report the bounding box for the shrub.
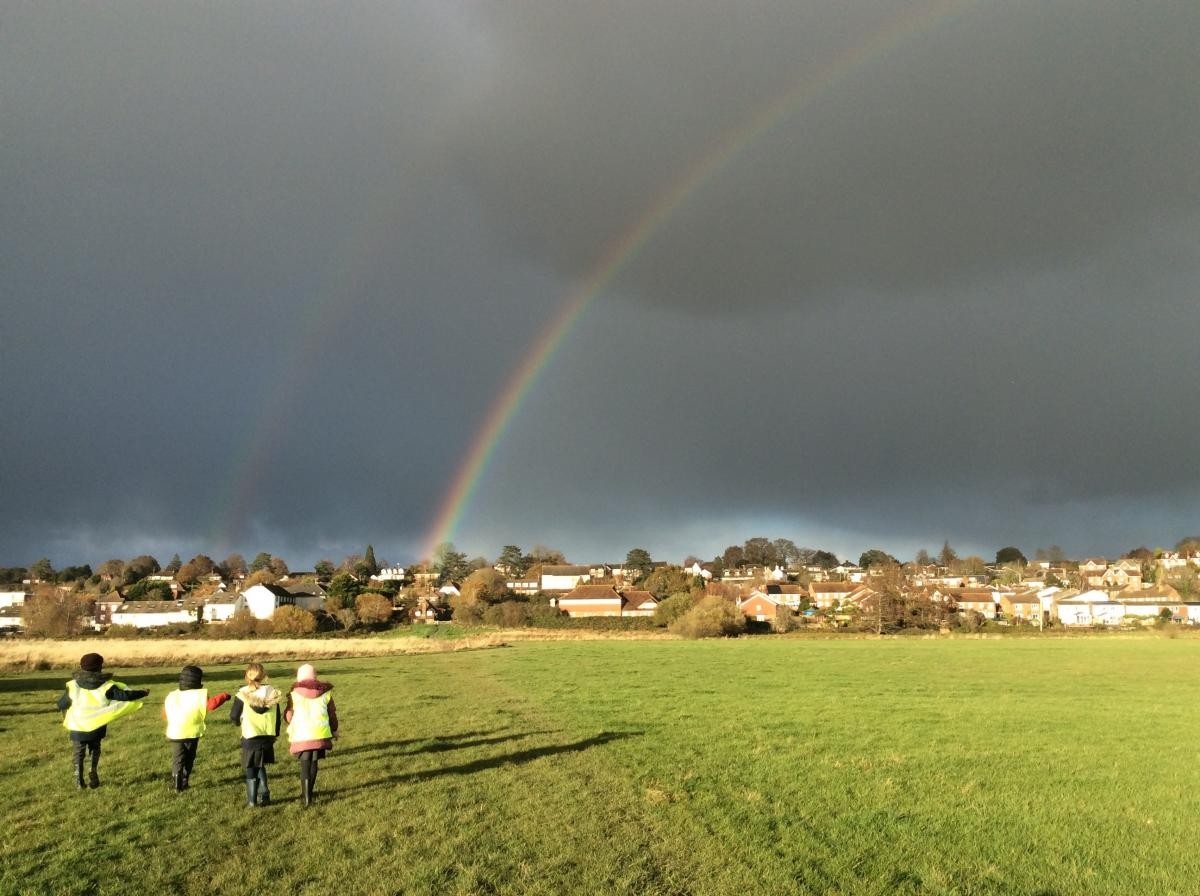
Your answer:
[355,592,395,625]
[482,600,533,627]
[449,594,485,625]
[668,596,746,639]
[103,624,143,639]
[224,608,269,638]
[955,610,985,633]
[653,593,696,628]
[769,606,799,634]
[22,592,94,637]
[526,601,566,626]
[271,605,317,635]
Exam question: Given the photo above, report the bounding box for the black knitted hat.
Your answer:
[178,665,204,689]
[80,653,104,673]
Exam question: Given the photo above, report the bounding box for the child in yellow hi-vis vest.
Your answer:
[229,662,283,808]
[286,663,338,807]
[57,653,149,790]
[162,665,229,792]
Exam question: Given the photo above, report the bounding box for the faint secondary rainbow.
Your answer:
[420,0,975,560]
[208,209,390,554]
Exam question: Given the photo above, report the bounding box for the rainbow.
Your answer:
[420,0,974,559]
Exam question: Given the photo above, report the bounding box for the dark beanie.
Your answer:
[178,665,204,689]
[80,653,104,673]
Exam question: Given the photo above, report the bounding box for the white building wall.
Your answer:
[111,611,194,628]
[0,591,26,608]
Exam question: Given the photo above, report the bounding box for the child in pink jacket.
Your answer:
[285,663,338,807]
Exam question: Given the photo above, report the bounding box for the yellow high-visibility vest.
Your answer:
[164,689,208,740]
[62,680,143,732]
[237,686,279,739]
[287,691,332,742]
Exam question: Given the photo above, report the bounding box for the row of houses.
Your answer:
[547,578,1198,628]
[738,582,1198,627]
[0,583,330,631]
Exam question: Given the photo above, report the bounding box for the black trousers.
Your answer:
[71,740,101,766]
[170,738,200,777]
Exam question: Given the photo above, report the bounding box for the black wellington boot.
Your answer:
[245,776,258,808]
[74,759,86,790]
[299,758,313,807]
[256,768,270,806]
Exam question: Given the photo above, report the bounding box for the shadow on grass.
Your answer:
[0,669,186,696]
[322,730,642,797]
[333,729,515,758]
[0,705,59,717]
[398,730,559,756]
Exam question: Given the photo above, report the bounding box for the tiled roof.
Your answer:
[621,590,657,607]
[559,584,621,601]
[542,565,591,576]
[809,582,860,593]
[113,601,189,613]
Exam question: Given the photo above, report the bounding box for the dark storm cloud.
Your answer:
[1,2,1198,568]
[450,1,1200,308]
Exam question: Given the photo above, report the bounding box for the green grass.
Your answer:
[4,638,1200,895]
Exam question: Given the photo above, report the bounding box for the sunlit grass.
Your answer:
[4,639,1200,895]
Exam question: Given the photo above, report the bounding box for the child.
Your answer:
[57,652,149,790]
[162,665,230,792]
[286,663,338,807]
[229,662,283,807]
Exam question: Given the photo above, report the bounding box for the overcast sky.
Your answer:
[3,1,1199,570]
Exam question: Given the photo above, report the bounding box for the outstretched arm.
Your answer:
[106,684,149,702]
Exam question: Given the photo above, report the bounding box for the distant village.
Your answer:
[5,540,1200,636]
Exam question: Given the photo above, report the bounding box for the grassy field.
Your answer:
[4,637,1200,895]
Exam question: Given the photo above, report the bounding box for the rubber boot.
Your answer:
[88,755,100,789]
[245,775,258,808]
[74,759,86,790]
[308,761,318,806]
[299,758,313,807]
[256,768,270,807]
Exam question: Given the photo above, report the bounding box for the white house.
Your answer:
[284,582,327,613]
[1055,590,1124,626]
[540,565,592,592]
[202,591,246,622]
[110,600,196,628]
[241,584,296,620]
[1117,586,1184,622]
[0,590,26,608]
[370,567,406,582]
